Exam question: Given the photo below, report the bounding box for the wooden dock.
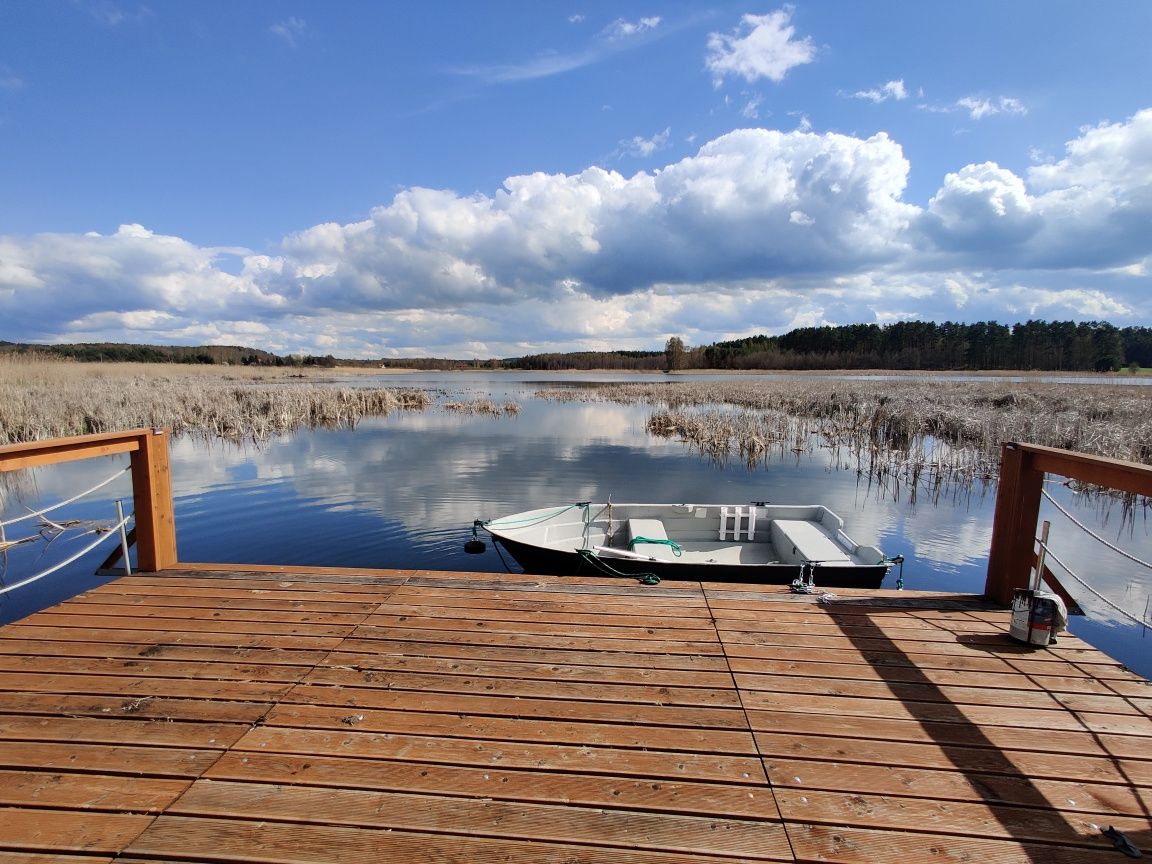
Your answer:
[0,566,1148,863]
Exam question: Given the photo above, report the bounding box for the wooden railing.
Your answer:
[985,442,1152,605]
[0,428,177,571]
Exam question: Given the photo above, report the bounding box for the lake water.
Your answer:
[2,371,1149,677]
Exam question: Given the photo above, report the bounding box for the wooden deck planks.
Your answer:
[202,750,775,818]
[0,808,153,856]
[233,724,767,784]
[704,585,1152,862]
[120,816,784,863]
[0,566,1147,862]
[161,779,794,859]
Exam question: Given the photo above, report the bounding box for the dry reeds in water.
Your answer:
[444,399,521,416]
[0,358,431,444]
[543,377,1152,490]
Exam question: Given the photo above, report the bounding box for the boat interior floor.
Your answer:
[613,540,781,566]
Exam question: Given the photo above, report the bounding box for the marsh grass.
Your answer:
[538,378,1152,492]
[0,357,430,444]
[444,399,522,416]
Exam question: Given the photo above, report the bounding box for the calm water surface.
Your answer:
[2,371,1149,677]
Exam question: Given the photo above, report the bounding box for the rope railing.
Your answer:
[0,506,133,597]
[0,429,176,572]
[0,465,132,529]
[1038,487,1151,627]
[1037,540,1149,628]
[1041,488,1152,571]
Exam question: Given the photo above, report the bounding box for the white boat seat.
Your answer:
[771,519,851,562]
[626,518,679,561]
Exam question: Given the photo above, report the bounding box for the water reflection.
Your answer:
[170,398,996,585]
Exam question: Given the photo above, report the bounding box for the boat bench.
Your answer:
[626,518,678,561]
[770,519,851,563]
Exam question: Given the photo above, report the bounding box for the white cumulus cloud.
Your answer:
[923,162,1040,254]
[3,112,1152,356]
[705,9,816,86]
[922,108,1152,269]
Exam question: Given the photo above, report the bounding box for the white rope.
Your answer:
[1041,488,1152,571]
[1039,541,1150,627]
[0,510,132,597]
[0,465,132,529]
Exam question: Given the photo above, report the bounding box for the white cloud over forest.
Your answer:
[2,111,1151,357]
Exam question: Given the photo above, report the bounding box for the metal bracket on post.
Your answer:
[115,499,133,576]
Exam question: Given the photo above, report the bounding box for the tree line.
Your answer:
[698,321,1149,373]
[4,320,1150,373]
[0,341,281,366]
[503,321,1151,373]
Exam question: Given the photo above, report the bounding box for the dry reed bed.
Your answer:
[444,399,522,416]
[536,379,1152,488]
[0,359,430,444]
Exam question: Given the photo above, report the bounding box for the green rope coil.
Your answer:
[577,549,661,585]
[626,537,682,557]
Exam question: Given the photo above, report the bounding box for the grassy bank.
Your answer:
[0,358,430,444]
[536,378,1152,489]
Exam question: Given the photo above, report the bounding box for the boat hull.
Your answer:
[493,535,891,589]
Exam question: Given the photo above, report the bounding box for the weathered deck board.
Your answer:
[119,816,772,863]
[234,725,766,784]
[163,779,794,858]
[0,566,1147,863]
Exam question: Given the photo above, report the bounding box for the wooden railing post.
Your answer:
[985,442,1044,605]
[130,429,177,571]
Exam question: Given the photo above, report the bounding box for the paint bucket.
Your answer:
[1009,588,1062,646]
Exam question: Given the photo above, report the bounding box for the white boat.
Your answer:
[477,502,897,588]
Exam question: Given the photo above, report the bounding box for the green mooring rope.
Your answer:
[577,549,660,585]
[483,502,590,531]
[626,537,683,557]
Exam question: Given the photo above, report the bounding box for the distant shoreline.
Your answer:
[338,365,1149,379]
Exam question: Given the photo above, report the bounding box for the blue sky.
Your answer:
[1,1,1150,358]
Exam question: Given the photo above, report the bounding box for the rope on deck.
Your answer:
[0,465,131,529]
[0,509,132,597]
